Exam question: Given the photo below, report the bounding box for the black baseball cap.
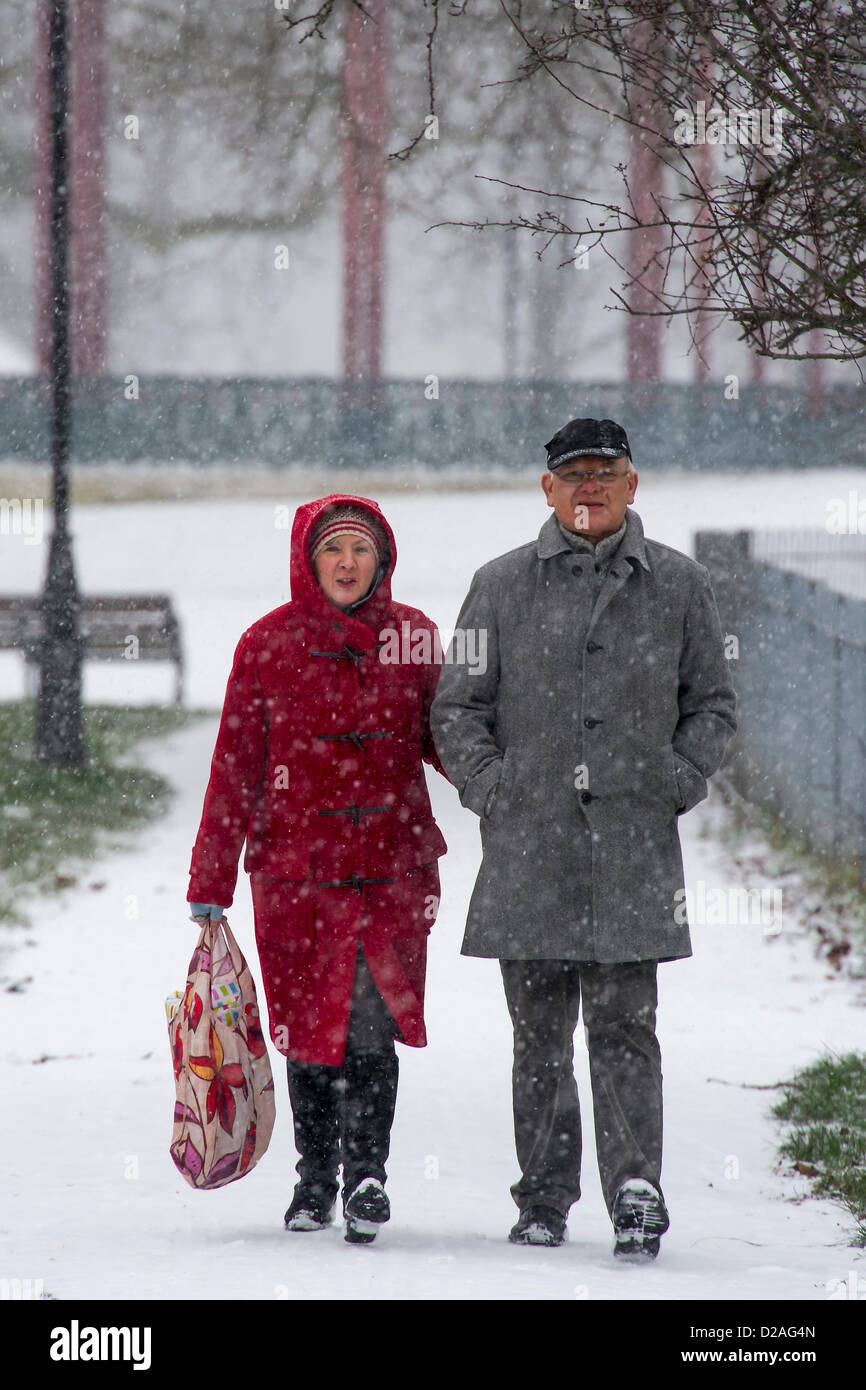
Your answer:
[544,417,632,469]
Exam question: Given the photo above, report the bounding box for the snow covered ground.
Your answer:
[2,470,865,1308]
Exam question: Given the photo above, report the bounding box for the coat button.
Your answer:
[584,717,600,728]
[580,790,594,804]
[571,563,583,575]
[586,641,602,653]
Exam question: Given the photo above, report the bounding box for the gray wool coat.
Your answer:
[430,507,737,962]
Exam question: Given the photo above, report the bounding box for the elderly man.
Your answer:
[430,417,737,1259]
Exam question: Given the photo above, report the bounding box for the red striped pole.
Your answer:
[625,21,664,383]
[34,0,106,377]
[70,0,107,376]
[341,0,387,383]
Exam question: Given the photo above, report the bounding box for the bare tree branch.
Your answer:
[452,0,866,361]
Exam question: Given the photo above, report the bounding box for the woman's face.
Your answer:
[313,533,378,610]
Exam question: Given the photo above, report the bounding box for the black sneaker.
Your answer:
[508,1205,568,1247]
[343,1177,391,1244]
[612,1179,669,1261]
[284,1185,337,1232]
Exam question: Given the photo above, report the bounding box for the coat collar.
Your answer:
[536,506,651,572]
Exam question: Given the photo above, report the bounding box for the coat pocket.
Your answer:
[250,870,315,954]
[671,750,708,816]
[482,747,516,823]
[366,821,448,875]
[248,842,315,952]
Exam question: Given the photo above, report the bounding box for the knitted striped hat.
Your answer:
[309,506,387,566]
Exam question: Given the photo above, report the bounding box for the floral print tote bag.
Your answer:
[168,917,275,1189]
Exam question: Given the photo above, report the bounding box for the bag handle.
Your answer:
[185,915,220,983]
[184,914,244,989]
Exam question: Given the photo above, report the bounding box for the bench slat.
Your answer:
[0,593,184,703]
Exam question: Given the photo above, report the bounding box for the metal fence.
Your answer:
[750,528,866,600]
[695,529,866,877]
[1,376,865,471]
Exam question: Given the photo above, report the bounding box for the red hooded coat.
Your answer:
[188,495,448,1065]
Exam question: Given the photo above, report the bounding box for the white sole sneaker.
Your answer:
[343,1178,390,1244]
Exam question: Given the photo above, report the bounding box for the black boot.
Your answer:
[339,1042,398,1242]
[284,1059,341,1230]
[343,1177,391,1244]
[284,1184,337,1232]
[340,1043,398,1190]
[508,1206,567,1247]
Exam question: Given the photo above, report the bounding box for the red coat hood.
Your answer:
[289,493,397,637]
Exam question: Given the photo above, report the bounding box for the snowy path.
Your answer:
[2,475,865,1303]
[2,720,864,1303]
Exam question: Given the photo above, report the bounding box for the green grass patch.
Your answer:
[0,700,207,925]
[772,1052,866,1246]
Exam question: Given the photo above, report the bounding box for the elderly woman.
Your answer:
[187,494,447,1242]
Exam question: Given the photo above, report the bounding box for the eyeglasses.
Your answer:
[554,467,631,485]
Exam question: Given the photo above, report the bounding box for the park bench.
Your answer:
[0,593,184,704]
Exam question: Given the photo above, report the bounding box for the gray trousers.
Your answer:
[499,958,664,1219]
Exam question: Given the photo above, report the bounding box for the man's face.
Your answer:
[541,455,638,543]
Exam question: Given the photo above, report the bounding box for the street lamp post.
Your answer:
[35,0,86,767]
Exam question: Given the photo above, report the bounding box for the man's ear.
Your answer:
[541,472,555,508]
